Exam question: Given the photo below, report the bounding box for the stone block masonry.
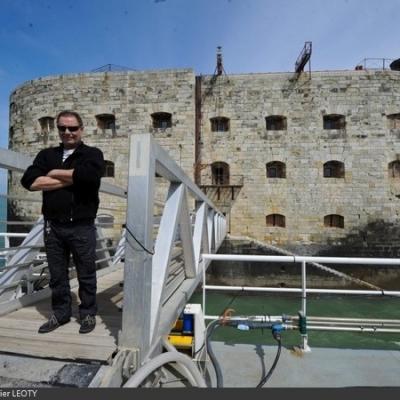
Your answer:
[8,68,400,258]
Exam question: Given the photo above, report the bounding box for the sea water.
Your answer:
[190,291,400,350]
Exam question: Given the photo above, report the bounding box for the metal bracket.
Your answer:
[97,348,139,387]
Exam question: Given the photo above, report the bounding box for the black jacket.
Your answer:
[21,142,105,222]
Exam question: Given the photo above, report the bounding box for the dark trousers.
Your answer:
[44,220,97,322]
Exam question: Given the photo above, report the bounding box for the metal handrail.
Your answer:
[202,253,400,350]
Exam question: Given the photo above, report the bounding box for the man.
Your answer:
[21,110,105,334]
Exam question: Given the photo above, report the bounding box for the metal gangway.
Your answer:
[0,133,226,387]
[1,133,400,388]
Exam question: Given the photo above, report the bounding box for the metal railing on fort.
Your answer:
[202,253,400,351]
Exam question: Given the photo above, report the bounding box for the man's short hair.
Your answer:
[56,110,84,127]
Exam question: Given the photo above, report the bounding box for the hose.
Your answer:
[161,337,204,387]
[123,351,207,388]
[205,319,225,388]
[206,318,285,388]
[256,332,282,388]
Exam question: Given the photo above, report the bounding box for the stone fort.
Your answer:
[7,62,400,259]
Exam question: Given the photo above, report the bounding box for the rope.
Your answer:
[230,235,384,292]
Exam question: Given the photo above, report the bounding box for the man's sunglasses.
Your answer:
[57,125,81,133]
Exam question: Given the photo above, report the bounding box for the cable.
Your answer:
[256,332,282,388]
[124,224,154,255]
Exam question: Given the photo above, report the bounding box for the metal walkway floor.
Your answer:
[0,267,123,363]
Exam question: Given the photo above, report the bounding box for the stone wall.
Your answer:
[8,69,195,240]
[199,70,400,256]
[8,68,400,258]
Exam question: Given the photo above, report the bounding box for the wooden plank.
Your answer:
[0,267,124,362]
[0,336,114,361]
[0,317,118,337]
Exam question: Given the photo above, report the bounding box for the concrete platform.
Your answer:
[159,342,400,388]
[204,342,400,388]
[0,342,399,388]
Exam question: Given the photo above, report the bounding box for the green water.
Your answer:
[189,291,400,350]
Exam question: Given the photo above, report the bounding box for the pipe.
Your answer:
[123,351,207,388]
[307,316,400,323]
[204,285,400,297]
[202,253,400,265]
[306,326,400,333]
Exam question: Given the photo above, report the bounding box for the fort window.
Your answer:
[266,214,286,228]
[324,214,344,228]
[323,114,346,130]
[103,160,115,177]
[151,112,172,129]
[266,161,286,178]
[210,117,230,132]
[211,162,230,185]
[265,115,287,131]
[388,160,400,178]
[96,114,116,134]
[38,116,55,133]
[387,113,400,129]
[323,161,345,178]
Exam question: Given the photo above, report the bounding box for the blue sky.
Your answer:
[0,0,399,192]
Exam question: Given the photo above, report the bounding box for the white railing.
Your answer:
[119,134,226,366]
[202,254,400,350]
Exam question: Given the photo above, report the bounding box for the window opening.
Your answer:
[387,114,400,129]
[266,214,286,227]
[324,214,344,228]
[211,162,230,185]
[38,116,55,134]
[265,115,287,131]
[103,160,115,177]
[151,112,172,129]
[323,114,346,130]
[323,161,345,178]
[388,160,400,178]
[210,117,230,132]
[266,161,286,178]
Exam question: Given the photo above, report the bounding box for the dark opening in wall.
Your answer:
[388,160,400,178]
[265,115,287,131]
[38,116,55,133]
[211,162,230,185]
[323,160,345,178]
[103,160,115,177]
[151,112,172,129]
[96,114,116,135]
[266,214,286,227]
[210,117,230,132]
[324,214,344,228]
[266,161,286,178]
[323,114,346,130]
[387,113,400,129]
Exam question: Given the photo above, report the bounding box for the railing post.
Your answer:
[301,260,311,352]
[119,134,155,364]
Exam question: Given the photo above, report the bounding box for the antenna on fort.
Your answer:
[214,46,227,77]
[294,41,312,77]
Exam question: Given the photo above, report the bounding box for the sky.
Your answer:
[0,0,399,193]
